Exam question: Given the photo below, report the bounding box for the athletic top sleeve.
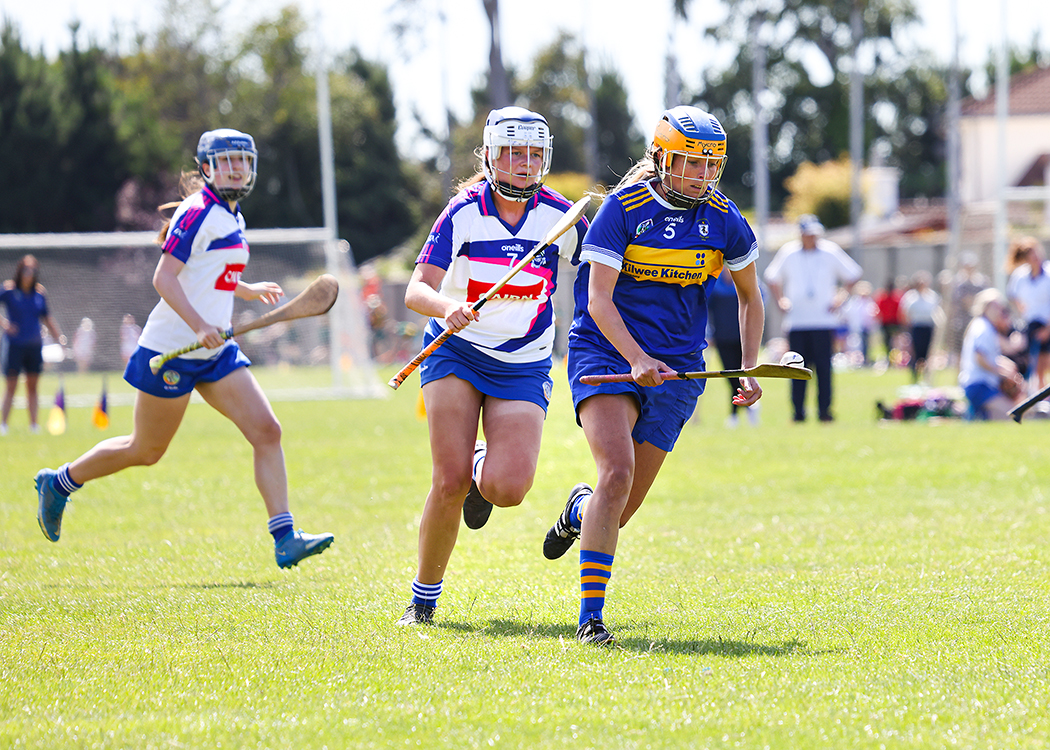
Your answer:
[569,180,758,370]
[414,182,587,364]
[138,186,251,359]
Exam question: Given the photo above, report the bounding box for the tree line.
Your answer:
[2,0,1047,263]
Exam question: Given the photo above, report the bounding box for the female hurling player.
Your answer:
[396,107,588,626]
[541,107,765,644]
[34,129,334,569]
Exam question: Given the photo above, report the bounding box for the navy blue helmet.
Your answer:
[196,129,258,202]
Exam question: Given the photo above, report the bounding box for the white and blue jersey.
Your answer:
[569,179,758,371]
[416,181,587,365]
[138,186,249,360]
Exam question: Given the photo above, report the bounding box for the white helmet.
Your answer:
[482,106,553,201]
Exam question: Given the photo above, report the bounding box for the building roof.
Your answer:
[962,66,1050,116]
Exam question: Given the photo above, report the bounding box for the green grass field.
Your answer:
[2,362,1049,748]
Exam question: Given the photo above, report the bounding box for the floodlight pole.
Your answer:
[849,1,864,271]
[993,0,1009,291]
[750,12,769,259]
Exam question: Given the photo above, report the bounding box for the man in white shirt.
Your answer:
[765,215,862,422]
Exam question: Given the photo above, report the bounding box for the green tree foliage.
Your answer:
[691,0,957,210]
[459,32,643,187]
[0,23,129,232]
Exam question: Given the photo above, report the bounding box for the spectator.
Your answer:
[873,277,905,365]
[72,317,96,373]
[1005,236,1050,392]
[840,280,879,366]
[899,270,943,384]
[764,214,862,422]
[959,288,1024,420]
[119,314,141,366]
[707,271,760,427]
[943,253,988,368]
[1,254,65,436]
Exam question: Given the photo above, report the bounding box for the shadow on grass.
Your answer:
[172,581,281,590]
[439,618,844,658]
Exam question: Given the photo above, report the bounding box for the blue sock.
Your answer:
[569,487,591,529]
[268,512,294,542]
[54,464,82,497]
[579,549,614,627]
[411,578,443,608]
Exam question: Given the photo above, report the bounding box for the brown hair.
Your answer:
[12,254,40,291]
[155,171,206,245]
[1006,236,1040,274]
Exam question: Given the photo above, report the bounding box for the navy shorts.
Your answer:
[419,334,553,412]
[124,343,251,398]
[568,342,703,452]
[2,339,44,377]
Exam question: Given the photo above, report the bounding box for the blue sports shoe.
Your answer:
[274,529,334,569]
[35,469,67,543]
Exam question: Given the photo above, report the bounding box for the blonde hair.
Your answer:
[971,287,1007,318]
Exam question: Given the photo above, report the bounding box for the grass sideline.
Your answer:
[2,361,1049,748]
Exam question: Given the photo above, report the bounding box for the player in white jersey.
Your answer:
[34,129,333,569]
[395,107,588,626]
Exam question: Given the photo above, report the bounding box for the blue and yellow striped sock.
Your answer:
[579,549,614,627]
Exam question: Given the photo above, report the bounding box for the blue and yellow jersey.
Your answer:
[568,179,758,370]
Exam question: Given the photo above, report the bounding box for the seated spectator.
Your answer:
[959,289,1024,420]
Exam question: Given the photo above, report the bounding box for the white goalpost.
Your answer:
[0,228,385,402]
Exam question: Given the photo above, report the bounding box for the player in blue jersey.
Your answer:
[1,254,65,436]
[540,107,765,644]
[395,107,588,626]
[33,129,334,569]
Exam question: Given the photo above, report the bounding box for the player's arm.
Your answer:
[152,252,225,349]
[404,262,478,333]
[729,262,764,406]
[235,279,283,305]
[587,261,671,387]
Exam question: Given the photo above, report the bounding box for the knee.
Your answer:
[432,468,472,505]
[247,416,282,448]
[481,474,533,508]
[597,463,634,500]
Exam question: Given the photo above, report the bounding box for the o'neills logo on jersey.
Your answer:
[466,277,545,304]
[215,263,246,291]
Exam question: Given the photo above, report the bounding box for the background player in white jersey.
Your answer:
[34,129,334,569]
[541,107,765,645]
[396,107,588,626]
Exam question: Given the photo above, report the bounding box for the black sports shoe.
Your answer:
[576,616,614,645]
[396,603,435,626]
[543,482,591,560]
[462,440,492,530]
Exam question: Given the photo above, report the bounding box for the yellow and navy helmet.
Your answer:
[482,107,553,202]
[649,106,727,208]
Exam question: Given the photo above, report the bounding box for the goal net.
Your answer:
[0,228,384,401]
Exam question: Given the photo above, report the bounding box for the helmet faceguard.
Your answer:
[196,129,258,202]
[650,107,727,209]
[482,106,553,202]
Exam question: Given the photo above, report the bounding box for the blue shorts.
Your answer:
[419,334,553,412]
[568,343,703,452]
[964,382,999,420]
[124,343,251,398]
[2,339,44,377]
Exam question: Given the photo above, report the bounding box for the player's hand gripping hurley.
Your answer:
[387,195,590,390]
[148,274,340,374]
[579,362,813,385]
